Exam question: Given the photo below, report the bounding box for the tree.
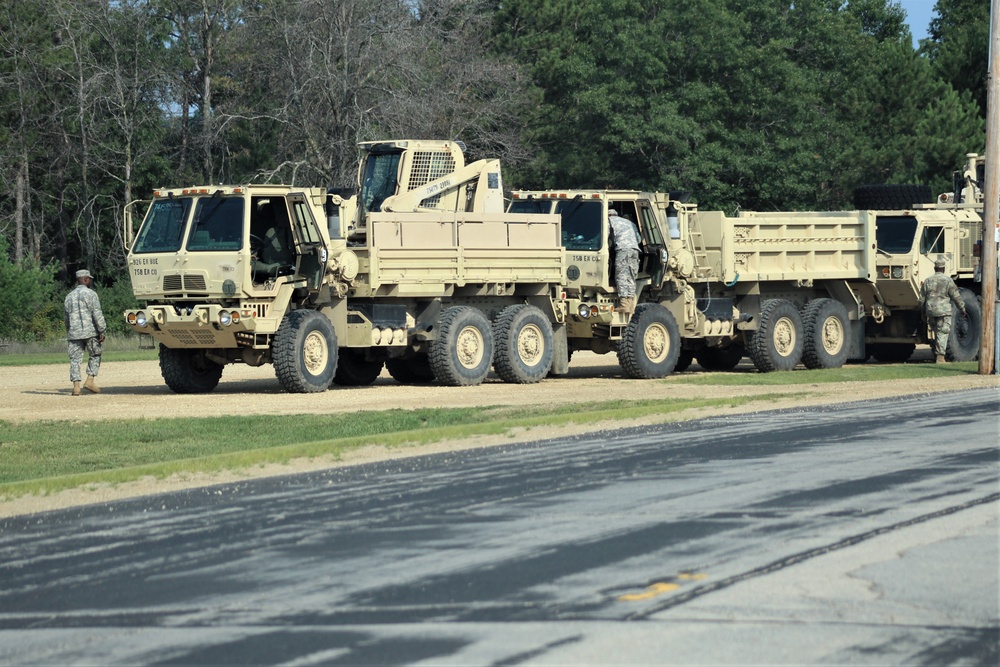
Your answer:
[230,0,531,187]
[922,0,990,117]
[494,0,983,211]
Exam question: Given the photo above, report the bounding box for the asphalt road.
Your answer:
[1,388,997,666]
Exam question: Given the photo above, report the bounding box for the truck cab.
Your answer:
[508,190,670,302]
[123,186,355,360]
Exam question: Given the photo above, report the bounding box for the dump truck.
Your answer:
[124,140,580,393]
[508,172,984,373]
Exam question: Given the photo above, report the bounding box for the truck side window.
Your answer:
[292,200,321,245]
[920,226,945,254]
[640,205,662,246]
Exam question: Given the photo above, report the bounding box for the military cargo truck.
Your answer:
[509,185,983,373]
[125,140,586,393]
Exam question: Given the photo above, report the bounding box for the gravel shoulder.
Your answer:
[2,350,997,517]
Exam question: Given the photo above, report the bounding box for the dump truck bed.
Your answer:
[695,210,875,284]
[358,211,564,296]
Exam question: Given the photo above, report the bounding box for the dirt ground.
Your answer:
[2,349,997,517]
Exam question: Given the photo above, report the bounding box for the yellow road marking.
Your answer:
[618,582,680,601]
[617,573,709,601]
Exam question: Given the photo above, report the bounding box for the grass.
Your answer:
[0,334,158,366]
[674,361,981,385]
[0,394,789,499]
[0,357,988,502]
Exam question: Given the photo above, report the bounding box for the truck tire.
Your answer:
[748,299,803,372]
[430,306,495,386]
[853,184,934,210]
[617,303,681,379]
[801,298,850,369]
[158,345,223,393]
[386,356,436,384]
[675,349,693,373]
[869,342,915,363]
[492,304,554,384]
[947,289,981,362]
[332,349,383,386]
[697,342,745,371]
[272,310,338,393]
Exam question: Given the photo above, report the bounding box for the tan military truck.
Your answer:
[123,140,571,393]
[509,185,984,372]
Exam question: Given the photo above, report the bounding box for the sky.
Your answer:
[898,0,938,45]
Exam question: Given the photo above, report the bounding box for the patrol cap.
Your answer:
[934,258,946,269]
[76,269,93,279]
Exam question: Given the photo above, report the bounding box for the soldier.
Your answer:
[608,208,641,314]
[920,258,966,364]
[64,269,107,395]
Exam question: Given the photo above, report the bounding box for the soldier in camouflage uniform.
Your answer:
[919,258,966,364]
[608,209,641,314]
[64,269,107,395]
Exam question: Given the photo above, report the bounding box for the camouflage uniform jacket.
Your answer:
[919,272,964,318]
[64,284,107,340]
[609,215,640,251]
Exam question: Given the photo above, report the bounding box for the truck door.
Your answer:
[637,201,666,288]
[287,193,329,292]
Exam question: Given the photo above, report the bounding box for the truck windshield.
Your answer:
[508,200,550,215]
[132,198,192,253]
[875,215,918,254]
[556,200,603,250]
[187,196,244,251]
[360,152,401,213]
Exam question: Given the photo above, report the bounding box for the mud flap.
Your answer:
[549,323,570,376]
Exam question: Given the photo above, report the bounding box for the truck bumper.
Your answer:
[124,304,265,349]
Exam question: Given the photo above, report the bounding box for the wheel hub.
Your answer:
[643,323,670,363]
[456,326,485,369]
[821,316,844,354]
[303,330,329,374]
[773,316,796,357]
[517,324,544,366]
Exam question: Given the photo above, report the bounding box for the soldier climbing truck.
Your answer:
[123,141,984,392]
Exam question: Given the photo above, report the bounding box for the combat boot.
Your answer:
[935,354,945,364]
[72,381,81,396]
[615,296,635,314]
[83,375,100,394]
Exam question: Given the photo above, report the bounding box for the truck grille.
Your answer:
[163,274,208,292]
[168,329,218,346]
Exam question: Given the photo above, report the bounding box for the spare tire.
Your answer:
[853,184,933,210]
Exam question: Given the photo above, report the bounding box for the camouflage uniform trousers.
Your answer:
[928,315,952,357]
[615,248,640,298]
[68,337,102,382]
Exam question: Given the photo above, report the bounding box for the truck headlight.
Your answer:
[219,310,232,326]
[135,311,147,327]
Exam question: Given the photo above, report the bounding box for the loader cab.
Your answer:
[351,140,467,241]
